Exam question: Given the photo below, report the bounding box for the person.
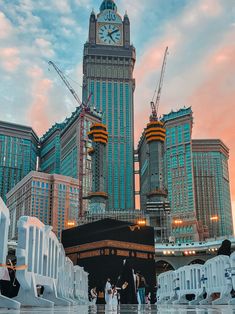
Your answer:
[217,239,231,256]
[136,271,147,304]
[112,285,118,307]
[105,278,112,305]
[90,287,97,305]
[116,259,138,304]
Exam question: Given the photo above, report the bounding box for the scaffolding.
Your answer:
[78,210,146,226]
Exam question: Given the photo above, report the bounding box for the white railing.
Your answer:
[0,198,89,309]
[157,270,177,304]
[74,265,89,304]
[173,265,205,305]
[157,254,235,305]
[0,198,21,309]
[200,255,232,305]
[14,216,70,307]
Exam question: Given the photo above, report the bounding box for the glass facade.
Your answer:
[192,140,233,238]
[86,79,134,210]
[40,124,63,174]
[40,107,101,213]
[0,122,38,202]
[162,108,198,243]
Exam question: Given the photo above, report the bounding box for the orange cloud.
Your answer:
[188,42,235,222]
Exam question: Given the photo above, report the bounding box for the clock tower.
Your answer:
[83,0,136,211]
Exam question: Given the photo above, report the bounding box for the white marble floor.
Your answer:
[1,305,235,314]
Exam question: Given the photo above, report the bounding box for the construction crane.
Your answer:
[48,61,92,218]
[150,47,169,121]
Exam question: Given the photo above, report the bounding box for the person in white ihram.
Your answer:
[105,278,112,305]
[90,286,97,305]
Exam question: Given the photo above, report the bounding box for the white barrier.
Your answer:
[157,255,235,305]
[157,270,178,304]
[173,265,205,305]
[14,216,68,307]
[74,266,89,304]
[57,246,77,304]
[65,257,77,304]
[0,198,21,310]
[229,252,235,305]
[200,255,232,305]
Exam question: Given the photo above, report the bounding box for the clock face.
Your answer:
[98,24,122,46]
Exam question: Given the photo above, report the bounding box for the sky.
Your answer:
[0,0,235,223]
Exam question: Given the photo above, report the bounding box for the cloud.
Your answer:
[73,0,92,9]
[188,37,235,204]
[51,0,71,14]
[27,66,53,135]
[60,16,77,26]
[35,38,55,58]
[181,0,222,26]
[0,11,13,39]
[0,47,21,72]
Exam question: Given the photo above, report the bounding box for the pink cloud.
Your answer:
[199,0,222,16]
[188,43,235,211]
[0,47,20,72]
[27,67,53,135]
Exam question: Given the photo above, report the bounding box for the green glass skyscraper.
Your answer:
[162,107,199,243]
[83,0,136,210]
[0,121,39,202]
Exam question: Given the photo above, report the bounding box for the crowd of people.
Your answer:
[89,260,152,306]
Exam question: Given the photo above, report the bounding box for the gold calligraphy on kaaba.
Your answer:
[65,239,155,260]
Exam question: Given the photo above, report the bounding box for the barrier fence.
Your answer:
[0,198,21,309]
[157,253,235,305]
[0,198,89,309]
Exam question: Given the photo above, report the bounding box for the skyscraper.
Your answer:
[162,107,199,243]
[0,121,39,202]
[7,171,79,240]
[83,0,136,210]
[192,139,233,238]
[60,107,102,213]
[39,106,102,214]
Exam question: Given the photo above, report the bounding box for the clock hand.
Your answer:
[110,29,119,35]
[107,32,116,43]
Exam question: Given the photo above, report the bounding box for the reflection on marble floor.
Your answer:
[2,305,235,314]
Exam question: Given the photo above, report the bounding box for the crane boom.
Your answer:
[151,47,169,121]
[48,60,94,219]
[48,61,83,106]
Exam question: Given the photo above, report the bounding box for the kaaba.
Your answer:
[62,219,156,295]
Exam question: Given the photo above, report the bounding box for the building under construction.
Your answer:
[137,48,171,243]
[78,209,146,226]
[40,106,103,218]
